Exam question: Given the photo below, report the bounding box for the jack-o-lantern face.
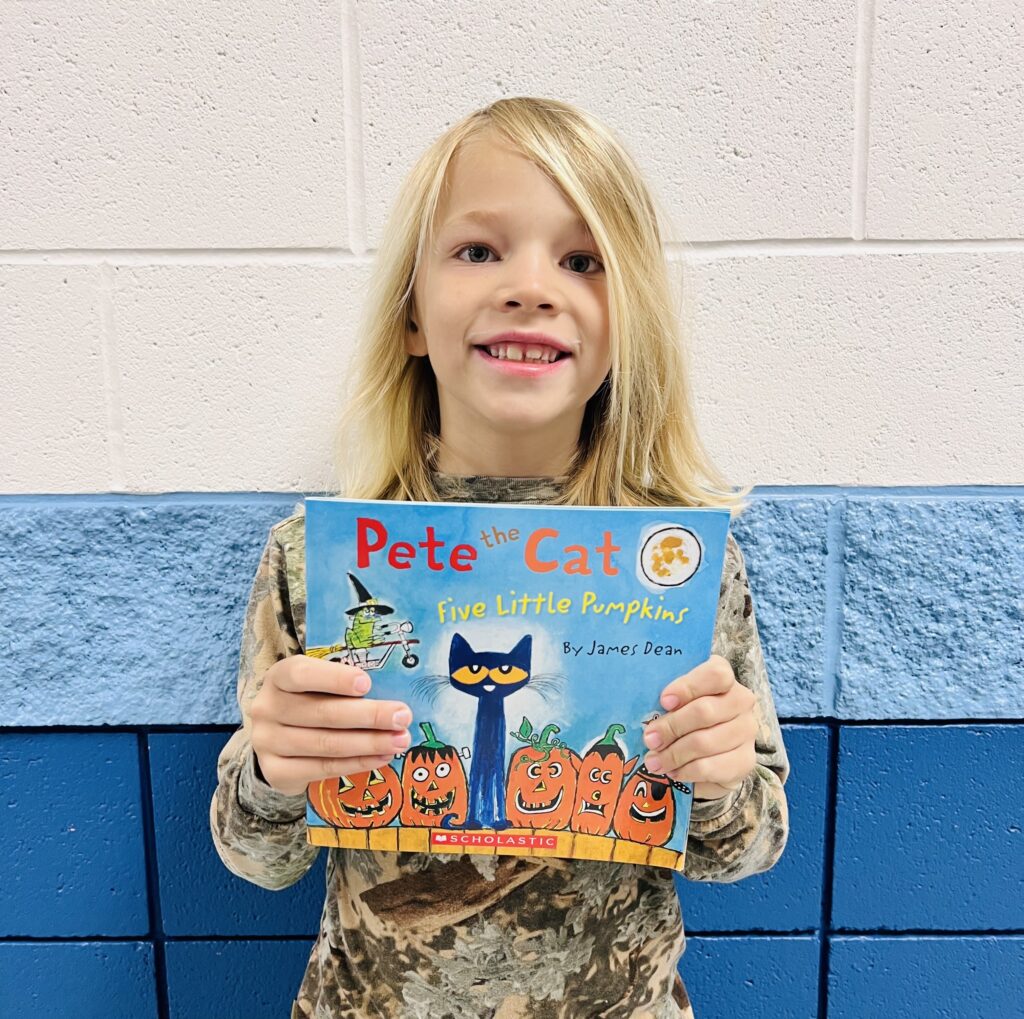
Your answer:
[505,724,581,830]
[612,767,677,845]
[308,765,402,829]
[571,724,639,836]
[400,723,468,826]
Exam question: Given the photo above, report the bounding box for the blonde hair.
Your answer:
[332,96,752,517]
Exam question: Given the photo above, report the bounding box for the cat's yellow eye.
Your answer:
[489,665,527,684]
[452,665,487,684]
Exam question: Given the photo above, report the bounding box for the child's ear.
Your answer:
[405,318,428,357]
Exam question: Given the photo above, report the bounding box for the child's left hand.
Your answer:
[642,654,758,801]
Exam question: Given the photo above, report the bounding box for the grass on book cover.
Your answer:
[303,496,730,872]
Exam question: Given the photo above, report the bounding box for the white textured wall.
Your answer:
[1,0,1021,493]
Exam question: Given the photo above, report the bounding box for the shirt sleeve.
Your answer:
[208,522,322,891]
[682,531,791,884]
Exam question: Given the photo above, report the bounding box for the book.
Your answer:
[303,496,731,872]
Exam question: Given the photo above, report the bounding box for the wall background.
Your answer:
[1,1,1021,1017]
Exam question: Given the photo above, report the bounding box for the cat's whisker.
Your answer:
[524,675,565,693]
[410,673,450,708]
[530,672,565,686]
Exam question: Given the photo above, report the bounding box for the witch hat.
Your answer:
[344,571,395,616]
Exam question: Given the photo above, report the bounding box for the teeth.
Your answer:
[485,343,561,363]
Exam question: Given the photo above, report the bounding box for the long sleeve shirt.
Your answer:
[210,471,790,1019]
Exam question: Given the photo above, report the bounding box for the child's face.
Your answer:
[408,133,611,473]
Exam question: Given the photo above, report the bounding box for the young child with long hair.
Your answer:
[211,96,789,1019]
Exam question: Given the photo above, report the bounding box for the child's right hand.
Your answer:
[250,656,413,797]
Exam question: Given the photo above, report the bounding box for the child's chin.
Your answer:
[480,400,574,427]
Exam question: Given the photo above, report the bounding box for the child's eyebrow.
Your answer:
[444,208,593,237]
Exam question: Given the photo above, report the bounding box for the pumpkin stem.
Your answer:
[597,723,626,747]
[418,721,445,749]
[538,723,562,748]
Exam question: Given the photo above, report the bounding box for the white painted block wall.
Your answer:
[1,0,1021,493]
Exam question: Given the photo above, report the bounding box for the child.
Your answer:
[211,96,790,1019]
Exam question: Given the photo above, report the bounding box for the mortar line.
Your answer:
[824,497,848,715]
[852,0,877,240]
[136,733,171,1019]
[97,262,126,492]
[818,723,840,1019]
[2,236,1023,266]
[341,0,367,258]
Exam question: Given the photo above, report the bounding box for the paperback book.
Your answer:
[304,496,730,872]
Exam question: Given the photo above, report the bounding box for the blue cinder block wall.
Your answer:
[1,489,1022,1018]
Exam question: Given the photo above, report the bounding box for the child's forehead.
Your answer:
[436,140,594,238]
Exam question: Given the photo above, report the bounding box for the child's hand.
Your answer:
[642,654,757,800]
[250,656,413,797]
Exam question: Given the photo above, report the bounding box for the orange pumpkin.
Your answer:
[571,723,640,836]
[505,722,581,830]
[399,722,469,826]
[308,764,402,829]
[612,765,677,845]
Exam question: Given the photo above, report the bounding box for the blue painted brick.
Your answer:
[830,935,1024,1019]
[833,724,1024,930]
[165,939,311,1019]
[732,497,830,717]
[0,498,298,726]
[151,732,326,936]
[679,935,819,1019]
[678,724,828,932]
[1,494,836,725]
[839,497,1024,718]
[0,732,149,936]
[0,941,157,1018]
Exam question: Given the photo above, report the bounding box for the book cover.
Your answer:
[303,496,731,872]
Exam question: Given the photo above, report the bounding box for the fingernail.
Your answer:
[661,694,680,710]
[392,730,411,749]
[353,674,370,694]
[643,730,663,750]
[645,754,662,772]
[392,708,412,727]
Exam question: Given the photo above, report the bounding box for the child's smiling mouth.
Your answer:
[473,342,571,374]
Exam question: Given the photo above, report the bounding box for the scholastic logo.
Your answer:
[431,831,558,849]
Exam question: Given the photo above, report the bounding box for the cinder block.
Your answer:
[0,266,108,492]
[731,498,830,717]
[679,725,828,932]
[830,936,1024,1019]
[151,732,326,936]
[1,1,346,248]
[868,6,1024,238]
[110,262,373,493]
[164,939,312,1019]
[0,733,148,936]
[361,3,856,243]
[679,935,819,1019]
[833,725,1024,930]
[686,254,1024,487]
[0,942,157,1018]
[0,499,296,725]
[839,498,1024,718]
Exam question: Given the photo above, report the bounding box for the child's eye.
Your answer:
[454,243,603,275]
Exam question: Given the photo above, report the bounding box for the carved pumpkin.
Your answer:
[505,723,581,830]
[612,765,677,845]
[399,722,469,826]
[308,764,402,829]
[570,723,640,836]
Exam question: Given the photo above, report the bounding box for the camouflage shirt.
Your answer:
[210,472,790,1019]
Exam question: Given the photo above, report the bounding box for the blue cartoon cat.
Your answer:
[443,632,532,830]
